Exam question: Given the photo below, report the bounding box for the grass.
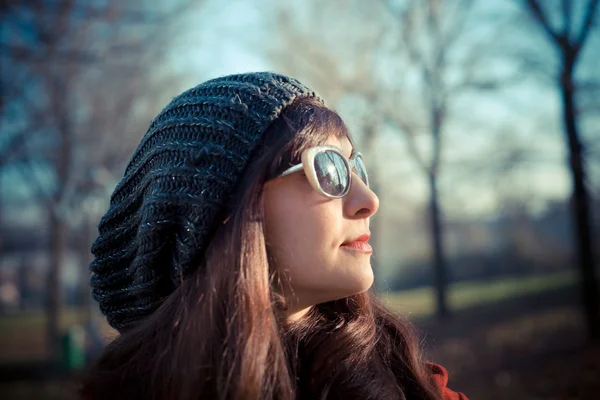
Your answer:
[0,308,92,333]
[380,269,577,318]
[0,308,116,362]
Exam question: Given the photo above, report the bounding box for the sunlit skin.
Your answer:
[263,136,380,322]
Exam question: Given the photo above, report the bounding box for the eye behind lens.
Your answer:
[314,150,350,197]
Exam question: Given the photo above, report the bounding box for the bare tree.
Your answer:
[518,0,600,339]
[381,0,498,318]
[1,0,197,357]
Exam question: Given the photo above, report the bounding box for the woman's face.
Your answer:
[263,135,379,319]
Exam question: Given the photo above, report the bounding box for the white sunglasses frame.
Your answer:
[277,145,369,199]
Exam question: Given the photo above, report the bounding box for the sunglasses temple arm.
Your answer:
[279,163,304,177]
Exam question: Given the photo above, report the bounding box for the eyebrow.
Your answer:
[331,144,355,158]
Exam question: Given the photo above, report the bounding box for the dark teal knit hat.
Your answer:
[90,72,323,332]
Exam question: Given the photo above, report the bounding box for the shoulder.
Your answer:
[425,362,469,400]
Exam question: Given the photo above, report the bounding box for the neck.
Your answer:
[286,305,312,323]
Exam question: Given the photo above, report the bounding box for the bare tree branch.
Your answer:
[442,0,476,49]
[576,0,599,48]
[562,0,572,38]
[381,107,429,174]
[526,0,562,43]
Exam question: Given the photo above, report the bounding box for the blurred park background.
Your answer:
[1,0,600,398]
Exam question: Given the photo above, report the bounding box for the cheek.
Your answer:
[264,188,339,277]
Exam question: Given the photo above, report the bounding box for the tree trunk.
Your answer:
[0,173,3,259]
[429,173,449,319]
[79,217,93,325]
[46,73,73,358]
[561,55,600,340]
[46,206,67,359]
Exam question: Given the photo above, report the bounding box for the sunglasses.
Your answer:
[277,145,369,198]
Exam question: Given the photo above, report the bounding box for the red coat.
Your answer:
[427,363,469,400]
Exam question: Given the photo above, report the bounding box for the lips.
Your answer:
[340,233,372,254]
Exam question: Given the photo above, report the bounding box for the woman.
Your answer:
[81,72,467,400]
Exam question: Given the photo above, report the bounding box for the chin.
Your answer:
[293,264,375,304]
[344,267,375,295]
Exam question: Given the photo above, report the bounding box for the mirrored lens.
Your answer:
[314,151,349,197]
[355,156,369,186]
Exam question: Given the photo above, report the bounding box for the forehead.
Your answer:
[323,136,353,158]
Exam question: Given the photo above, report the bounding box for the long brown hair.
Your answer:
[80,97,443,400]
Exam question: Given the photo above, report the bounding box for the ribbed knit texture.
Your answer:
[90,72,323,332]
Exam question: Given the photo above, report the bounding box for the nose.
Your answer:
[343,172,379,219]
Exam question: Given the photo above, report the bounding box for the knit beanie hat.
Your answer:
[90,72,323,332]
